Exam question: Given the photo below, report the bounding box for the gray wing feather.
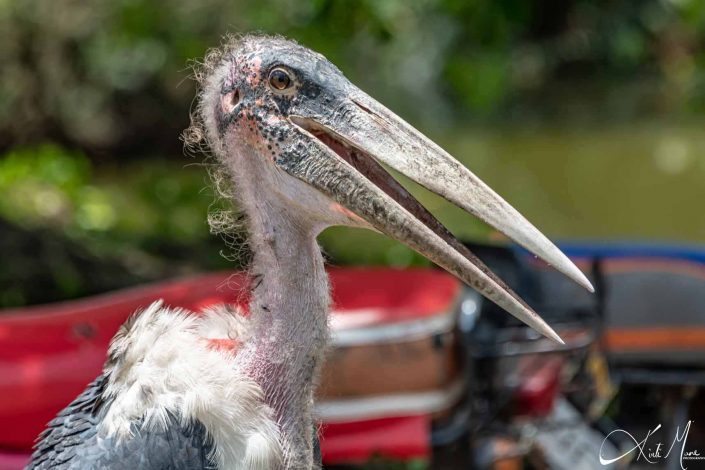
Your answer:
[27,375,215,470]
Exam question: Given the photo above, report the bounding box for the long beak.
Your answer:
[279,91,593,343]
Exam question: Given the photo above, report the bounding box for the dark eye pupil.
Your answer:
[270,69,291,90]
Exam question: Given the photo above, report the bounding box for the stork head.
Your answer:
[192,35,593,343]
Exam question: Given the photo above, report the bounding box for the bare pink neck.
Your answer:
[237,200,330,469]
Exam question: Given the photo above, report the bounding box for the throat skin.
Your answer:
[231,150,331,469]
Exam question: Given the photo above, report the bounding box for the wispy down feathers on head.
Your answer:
[182,34,301,267]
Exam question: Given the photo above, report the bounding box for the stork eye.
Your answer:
[269,68,292,91]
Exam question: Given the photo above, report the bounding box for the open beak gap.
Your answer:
[286,116,567,344]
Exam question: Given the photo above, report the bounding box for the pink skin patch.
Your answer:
[330,202,366,225]
[232,108,287,162]
[227,53,287,162]
[234,110,261,144]
[202,338,240,354]
[247,57,262,86]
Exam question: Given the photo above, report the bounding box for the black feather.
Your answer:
[27,374,216,470]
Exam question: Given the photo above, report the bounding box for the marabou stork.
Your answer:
[28,35,593,470]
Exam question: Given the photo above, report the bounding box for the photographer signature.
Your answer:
[600,420,701,469]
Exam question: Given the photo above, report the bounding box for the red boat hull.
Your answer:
[0,268,461,467]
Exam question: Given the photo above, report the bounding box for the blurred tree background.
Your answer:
[1,0,704,307]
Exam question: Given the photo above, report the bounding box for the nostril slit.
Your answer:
[221,89,240,114]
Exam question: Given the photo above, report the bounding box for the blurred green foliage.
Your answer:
[0,144,208,242]
[0,144,234,307]
[1,0,704,151]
